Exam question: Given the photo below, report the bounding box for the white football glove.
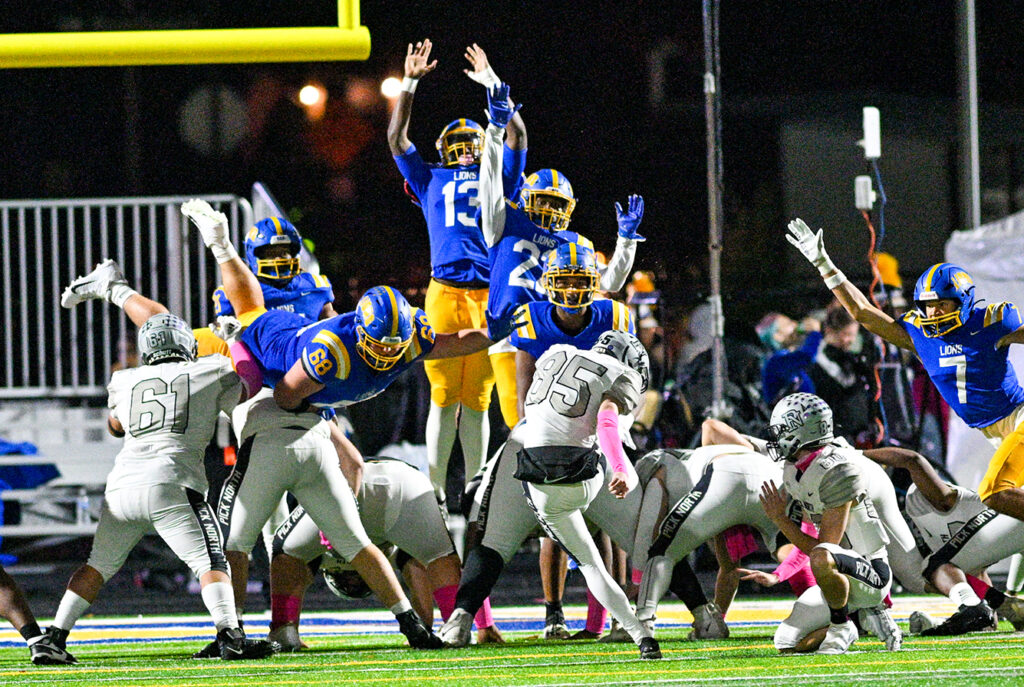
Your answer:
[181,198,228,233]
[786,218,836,275]
[210,315,243,345]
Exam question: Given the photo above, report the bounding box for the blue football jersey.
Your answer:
[394,143,526,284]
[485,205,572,324]
[214,272,334,322]
[510,299,635,359]
[901,302,1024,427]
[241,308,436,408]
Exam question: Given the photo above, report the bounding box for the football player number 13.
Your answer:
[939,354,968,403]
[128,374,191,436]
[442,180,479,228]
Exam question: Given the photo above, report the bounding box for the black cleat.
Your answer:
[191,638,221,659]
[921,602,995,637]
[29,628,77,665]
[639,636,662,659]
[397,609,444,649]
[216,627,278,660]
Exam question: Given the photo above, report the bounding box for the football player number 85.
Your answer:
[307,349,333,377]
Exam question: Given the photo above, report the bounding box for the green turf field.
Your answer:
[2,621,1022,687]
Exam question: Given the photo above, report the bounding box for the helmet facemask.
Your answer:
[766,393,834,462]
[253,244,300,283]
[545,271,598,311]
[523,190,575,231]
[436,120,484,167]
[355,327,412,371]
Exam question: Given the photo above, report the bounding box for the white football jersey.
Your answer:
[905,484,990,553]
[232,387,329,445]
[106,355,243,493]
[782,444,890,559]
[636,444,776,502]
[522,344,642,450]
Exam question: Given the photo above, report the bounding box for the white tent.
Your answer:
[944,209,1024,488]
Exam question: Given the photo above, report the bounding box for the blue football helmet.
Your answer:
[355,286,415,371]
[244,217,302,282]
[543,242,600,311]
[519,169,577,231]
[138,314,197,365]
[913,263,976,337]
[435,118,484,167]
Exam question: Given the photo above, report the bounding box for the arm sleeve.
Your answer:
[392,144,433,199]
[818,460,867,510]
[501,144,527,198]
[597,406,629,475]
[600,236,637,292]
[479,124,507,247]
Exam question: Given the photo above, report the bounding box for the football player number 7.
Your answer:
[128,374,191,436]
[939,355,968,403]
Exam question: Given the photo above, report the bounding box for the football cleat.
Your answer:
[638,636,662,660]
[908,610,938,635]
[216,627,278,660]
[542,621,571,640]
[266,624,305,652]
[857,605,902,651]
[996,594,1024,631]
[396,609,444,650]
[816,620,858,654]
[61,258,128,309]
[598,619,634,643]
[921,602,995,637]
[687,602,729,640]
[191,638,221,659]
[181,199,230,248]
[29,629,77,665]
[438,608,473,648]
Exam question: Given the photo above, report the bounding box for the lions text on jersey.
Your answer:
[240,309,435,408]
[394,143,525,284]
[213,272,334,322]
[901,302,1024,428]
[511,299,635,359]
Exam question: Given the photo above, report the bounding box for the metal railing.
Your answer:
[0,194,250,398]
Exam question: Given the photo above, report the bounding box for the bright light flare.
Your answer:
[381,77,402,99]
[299,83,326,107]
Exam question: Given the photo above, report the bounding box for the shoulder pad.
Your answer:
[984,302,1015,327]
[818,459,866,510]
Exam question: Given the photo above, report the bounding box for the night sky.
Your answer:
[2,1,1023,330]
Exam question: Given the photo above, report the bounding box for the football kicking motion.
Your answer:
[787,219,1024,523]
[440,331,662,660]
[45,267,276,662]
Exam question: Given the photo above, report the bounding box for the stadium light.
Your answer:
[381,77,402,100]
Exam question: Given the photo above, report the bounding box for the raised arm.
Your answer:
[464,43,526,151]
[478,84,520,246]
[600,195,645,292]
[387,39,437,157]
[787,218,914,351]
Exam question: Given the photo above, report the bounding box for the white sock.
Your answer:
[1007,553,1024,594]
[426,402,459,502]
[637,555,673,622]
[211,243,239,264]
[201,581,239,631]
[53,590,92,631]
[108,283,138,309]
[390,598,413,616]
[950,582,982,607]
[458,406,489,480]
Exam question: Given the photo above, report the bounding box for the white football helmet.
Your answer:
[138,314,197,365]
[320,550,371,600]
[767,392,833,462]
[591,330,650,392]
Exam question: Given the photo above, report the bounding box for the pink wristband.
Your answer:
[596,408,628,475]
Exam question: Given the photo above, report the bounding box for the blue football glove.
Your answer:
[486,83,522,128]
[615,194,646,241]
[486,307,526,342]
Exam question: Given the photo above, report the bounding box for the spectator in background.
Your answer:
[759,311,822,405]
[808,303,881,447]
[627,271,666,450]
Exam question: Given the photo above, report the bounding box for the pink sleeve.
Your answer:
[596,407,629,474]
[772,545,810,582]
[229,340,264,400]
